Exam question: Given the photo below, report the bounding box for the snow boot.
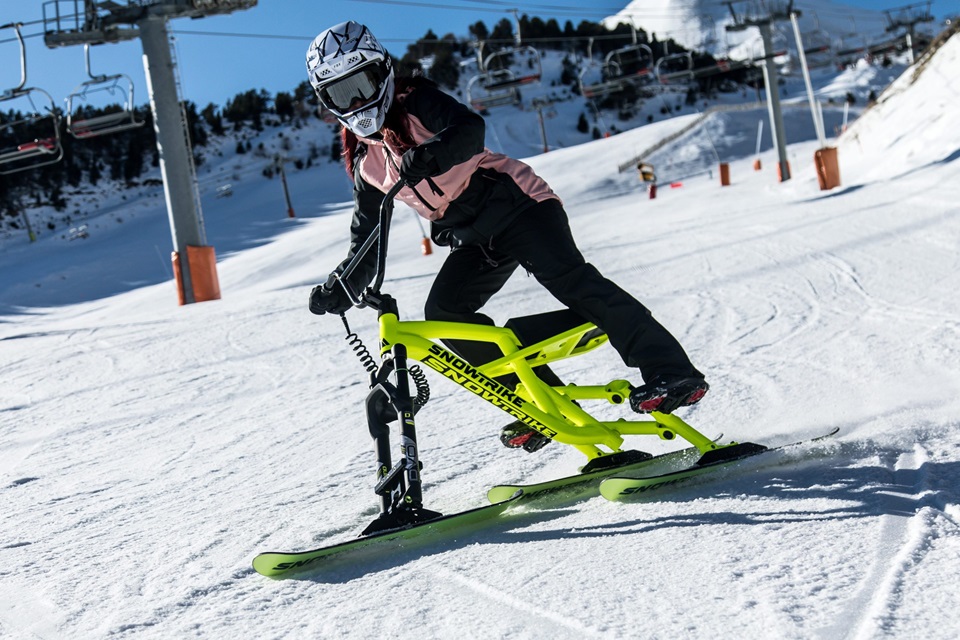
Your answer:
[500,421,552,453]
[629,375,709,414]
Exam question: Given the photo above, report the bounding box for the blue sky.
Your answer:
[1,1,952,110]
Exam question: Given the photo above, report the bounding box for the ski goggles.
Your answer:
[316,61,389,115]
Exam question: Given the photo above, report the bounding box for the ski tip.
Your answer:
[486,487,523,504]
[817,426,841,439]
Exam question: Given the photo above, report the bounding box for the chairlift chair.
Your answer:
[801,36,835,70]
[480,45,542,90]
[466,72,520,113]
[472,9,542,93]
[578,63,625,100]
[65,45,143,139]
[655,52,695,85]
[0,23,63,175]
[607,43,654,80]
[796,13,836,70]
[0,102,63,175]
[578,43,654,100]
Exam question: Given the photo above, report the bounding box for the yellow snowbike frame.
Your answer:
[376,311,717,461]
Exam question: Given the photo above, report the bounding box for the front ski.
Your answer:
[253,492,522,578]
[486,437,723,504]
[599,427,840,500]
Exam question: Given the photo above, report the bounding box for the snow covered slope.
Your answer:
[605,0,890,59]
[839,28,960,182]
[1,29,959,640]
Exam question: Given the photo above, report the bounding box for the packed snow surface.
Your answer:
[1,30,959,640]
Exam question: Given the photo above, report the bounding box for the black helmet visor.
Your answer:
[317,61,388,115]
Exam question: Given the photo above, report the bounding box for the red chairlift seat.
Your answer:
[16,138,57,153]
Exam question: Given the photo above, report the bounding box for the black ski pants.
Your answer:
[424,199,701,384]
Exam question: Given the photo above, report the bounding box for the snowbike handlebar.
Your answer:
[329,179,406,310]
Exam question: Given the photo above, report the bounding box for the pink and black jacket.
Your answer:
[338,77,559,288]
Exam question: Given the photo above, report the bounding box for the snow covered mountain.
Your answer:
[1,23,958,640]
[605,0,892,61]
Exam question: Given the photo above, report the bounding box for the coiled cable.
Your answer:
[341,314,378,375]
[340,313,430,408]
[408,363,430,408]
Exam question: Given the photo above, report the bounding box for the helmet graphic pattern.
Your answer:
[306,21,394,137]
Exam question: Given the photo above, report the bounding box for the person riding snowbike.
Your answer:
[305,21,708,451]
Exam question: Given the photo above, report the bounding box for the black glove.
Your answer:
[399,145,441,186]
[309,273,352,315]
[433,225,484,248]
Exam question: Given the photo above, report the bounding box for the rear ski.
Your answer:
[599,427,840,500]
[487,436,723,504]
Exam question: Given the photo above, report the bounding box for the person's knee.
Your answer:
[424,295,465,322]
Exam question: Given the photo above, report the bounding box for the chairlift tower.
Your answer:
[883,2,935,64]
[725,1,794,181]
[42,1,258,305]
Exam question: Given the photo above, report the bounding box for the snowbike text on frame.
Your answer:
[324,179,747,535]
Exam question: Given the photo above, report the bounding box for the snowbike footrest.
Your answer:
[696,442,768,467]
[361,506,444,536]
[581,449,653,474]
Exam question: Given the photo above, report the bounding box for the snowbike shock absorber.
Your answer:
[342,310,439,532]
[361,342,442,534]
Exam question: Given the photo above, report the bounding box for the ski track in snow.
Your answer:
[834,444,960,639]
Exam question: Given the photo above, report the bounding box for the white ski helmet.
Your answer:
[306,21,395,137]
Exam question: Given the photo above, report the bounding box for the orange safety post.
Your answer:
[172,245,221,305]
[814,147,841,191]
[777,161,792,182]
[719,162,731,186]
[753,159,762,171]
[172,251,187,306]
